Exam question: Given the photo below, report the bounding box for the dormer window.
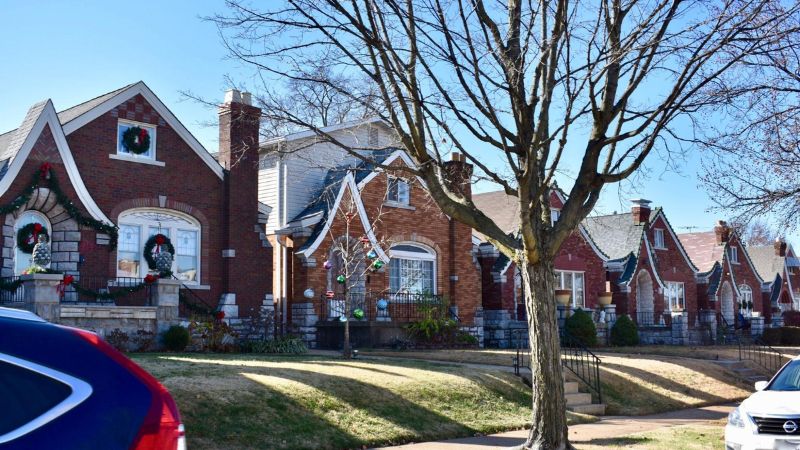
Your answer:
[729,246,739,264]
[387,177,410,205]
[117,120,156,160]
[654,229,666,249]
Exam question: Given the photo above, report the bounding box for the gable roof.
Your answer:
[582,212,645,260]
[676,231,724,273]
[260,117,388,148]
[748,245,786,281]
[472,191,520,241]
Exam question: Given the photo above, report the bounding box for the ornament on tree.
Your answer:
[372,260,384,270]
[360,236,370,244]
[323,260,333,270]
[339,314,347,322]
[121,126,152,154]
[377,298,389,310]
[336,274,346,284]
[325,290,335,299]
[31,235,51,268]
[367,250,377,259]
[353,308,365,320]
[303,288,315,299]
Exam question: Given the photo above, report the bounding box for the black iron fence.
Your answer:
[634,311,671,327]
[512,328,603,404]
[739,337,785,375]
[318,291,450,323]
[62,276,153,306]
[0,276,23,304]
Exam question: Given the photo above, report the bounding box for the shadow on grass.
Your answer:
[580,436,653,446]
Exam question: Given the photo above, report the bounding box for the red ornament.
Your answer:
[138,128,148,145]
[31,223,43,242]
[144,274,158,284]
[63,275,74,285]
[215,311,225,320]
[360,236,370,244]
[325,290,335,299]
[39,163,52,180]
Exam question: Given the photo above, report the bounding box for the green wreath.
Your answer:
[16,223,49,254]
[144,233,175,270]
[121,126,151,155]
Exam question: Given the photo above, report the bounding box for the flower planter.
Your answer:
[555,289,572,306]
[597,292,613,306]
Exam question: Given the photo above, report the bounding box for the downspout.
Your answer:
[281,159,289,331]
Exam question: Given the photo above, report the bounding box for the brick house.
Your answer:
[259,123,482,348]
[748,240,800,314]
[678,221,765,327]
[0,82,271,329]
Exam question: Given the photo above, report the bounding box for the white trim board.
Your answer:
[0,101,112,224]
[61,81,224,179]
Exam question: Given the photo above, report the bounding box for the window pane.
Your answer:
[387,179,399,202]
[119,225,140,252]
[118,123,153,158]
[176,230,197,256]
[176,255,197,281]
[0,361,71,437]
[117,225,141,277]
[574,273,584,308]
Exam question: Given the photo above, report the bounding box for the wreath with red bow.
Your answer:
[17,223,49,254]
[121,126,151,155]
[143,233,175,270]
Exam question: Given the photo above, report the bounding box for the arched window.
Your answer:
[14,211,51,275]
[117,209,201,282]
[739,284,753,314]
[389,243,436,294]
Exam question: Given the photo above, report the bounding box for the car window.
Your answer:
[769,360,800,391]
[0,360,71,436]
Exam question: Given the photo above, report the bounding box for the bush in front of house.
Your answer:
[780,327,800,345]
[564,308,597,347]
[610,314,639,346]
[163,325,191,352]
[240,335,308,354]
[761,327,783,346]
[783,311,800,327]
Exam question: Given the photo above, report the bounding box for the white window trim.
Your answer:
[14,210,52,275]
[555,270,585,308]
[116,119,159,162]
[109,153,165,167]
[665,281,685,311]
[550,208,560,226]
[386,177,410,206]
[389,242,437,294]
[738,284,753,311]
[653,228,666,250]
[729,246,740,264]
[116,209,201,284]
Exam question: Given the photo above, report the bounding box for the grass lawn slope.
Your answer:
[132,354,589,450]
[576,421,726,449]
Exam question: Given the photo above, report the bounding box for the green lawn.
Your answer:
[576,422,725,449]
[132,354,595,450]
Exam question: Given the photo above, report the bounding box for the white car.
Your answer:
[725,355,800,450]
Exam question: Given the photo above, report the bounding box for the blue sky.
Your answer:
[0,1,794,246]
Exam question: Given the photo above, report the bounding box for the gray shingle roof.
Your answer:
[748,245,785,281]
[582,213,645,260]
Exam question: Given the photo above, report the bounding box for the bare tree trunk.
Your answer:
[518,259,570,450]
[343,285,351,359]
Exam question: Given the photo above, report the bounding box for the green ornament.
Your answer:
[353,308,365,320]
[336,275,346,284]
[372,260,384,270]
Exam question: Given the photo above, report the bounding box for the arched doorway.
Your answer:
[14,210,51,275]
[636,270,655,325]
[720,281,735,325]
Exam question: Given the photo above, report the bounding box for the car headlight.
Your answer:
[728,407,745,428]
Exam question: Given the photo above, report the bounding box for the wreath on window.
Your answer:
[143,233,175,270]
[16,223,49,254]
[121,126,151,155]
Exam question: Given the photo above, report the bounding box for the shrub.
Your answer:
[132,329,156,352]
[106,328,130,352]
[781,327,800,345]
[564,308,597,347]
[241,336,307,354]
[163,325,190,352]
[761,327,783,346]
[610,315,639,346]
[783,311,800,327]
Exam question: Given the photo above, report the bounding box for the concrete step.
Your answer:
[565,392,592,406]
[564,381,580,394]
[568,403,606,415]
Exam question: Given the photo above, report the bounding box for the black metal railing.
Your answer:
[174,275,216,319]
[739,337,785,375]
[635,311,671,327]
[61,276,153,306]
[318,291,452,323]
[512,328,603,404]
[0,276,24,304]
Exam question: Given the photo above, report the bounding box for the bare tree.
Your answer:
[210,1,799,448]
[730,218,780,247]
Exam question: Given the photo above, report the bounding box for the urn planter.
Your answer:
[555,289,572,306]
[597,292,613,306]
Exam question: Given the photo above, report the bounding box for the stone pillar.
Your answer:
[772,314,784,328]
[700,309,718,342]
[218,293,238,318]
[20,273,62,322]
[557,305,568,329]
[153,278,181,334]
[604,305,617,327]
[750,316,765,337]
[291,302,318,348]
[671,311,689,346]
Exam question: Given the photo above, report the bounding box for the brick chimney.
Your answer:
[775,238,787,257]
[443,152,473,199]
[630,199,652,225]
[714,220,731,245]
[218,89,270,317]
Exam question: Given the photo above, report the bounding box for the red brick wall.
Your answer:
[290,160,482,325]
[647,215,698,314]
[622,240,665,318]
[728,234,764,314]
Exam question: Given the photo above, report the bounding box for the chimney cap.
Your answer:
[717,220,728,227]
[450,152,464,162]
[241,91,252,106]
[224,89,242,104]
[630,198,652,208]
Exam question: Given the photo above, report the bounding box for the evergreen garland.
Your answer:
[69,279,149,301]
[0,277,23,292]
[0,165,118,248]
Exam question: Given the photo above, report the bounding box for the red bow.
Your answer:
[215,311,225,320]
[32,223,42,243]
[58,275,74,297]
[39,163,51,180]
[138,128,148,145]
[144,274,158,284]
[154,234,166,252]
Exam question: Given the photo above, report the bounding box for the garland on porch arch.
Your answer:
[61,273,159,301]
[0,164,118,248]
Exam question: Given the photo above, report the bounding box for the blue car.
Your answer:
[0,307,185,449]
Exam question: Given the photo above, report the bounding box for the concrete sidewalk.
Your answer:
[380,403,735,449]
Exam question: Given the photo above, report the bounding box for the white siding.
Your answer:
[258,154,280,233]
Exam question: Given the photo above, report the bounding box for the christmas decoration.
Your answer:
[377,298,388,310]
[360,236,370,244]
[0,277,23,292]
[144,234,175,271]
[372,260,384,270]
[303,288,315,299]
[353,308,365,320]
[215,310,226,321]
[336,275,346,284]
[31,235,51,268]
[323,260,333,270]
[144,274,159,284]
[339,315,347,322]
[154,249,173,275]
[121,126,151,154]
[16,223,49,254]
[67,275,151,301]
[57,274,75,297]
[367,250,377,259]
[325,290,335,299]
[0,165,118,247]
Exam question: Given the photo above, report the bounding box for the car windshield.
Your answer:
[768,360,800,391]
